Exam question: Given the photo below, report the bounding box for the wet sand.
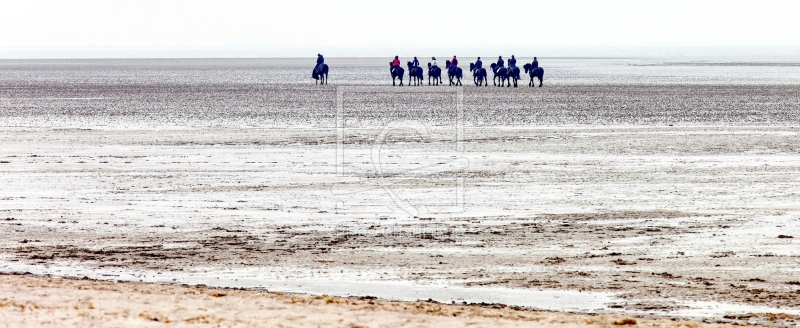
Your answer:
[0,273,778,327]
[0,58,799,326]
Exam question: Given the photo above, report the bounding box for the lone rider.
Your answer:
[497,56,504,68]
[475,57,482,69]
[508,55,517,68]
[412,57,419,68]
[392,56,400,73]
[315,53,324,73]
[431,57,438,68]
[532,57,539,69]
[451,55,458,68]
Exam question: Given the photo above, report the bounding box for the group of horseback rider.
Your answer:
[313,53,541,86]
[315,53,539,74]
[388,55,538,72]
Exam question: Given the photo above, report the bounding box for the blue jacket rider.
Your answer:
[315,54,324,72]
[412,57,419,67]
[496,56,504,68]
[532,57,538,69]
[475,57,482,69]
[508,55,516,67]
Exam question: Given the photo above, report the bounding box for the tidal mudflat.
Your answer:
[0,58,799,326]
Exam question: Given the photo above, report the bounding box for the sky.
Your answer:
[2,0,800,58]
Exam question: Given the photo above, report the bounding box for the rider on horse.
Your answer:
[315,54,324,73]
[451,55,458,68]
[496,56,504,68]
[392,56,401,73]
[508,55,516,68]
[431,57,438,68]
[412,57,419,68]
[532,57,539,69]
[475,57,483,69]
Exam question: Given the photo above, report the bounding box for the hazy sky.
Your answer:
[2,0,799,57]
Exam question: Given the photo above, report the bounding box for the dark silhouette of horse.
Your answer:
[407,62,424,86]
[469,63,488,86]
[445,60,462,86]
[507,65,521,87]
[390,63,405,86]
[490,63,509,87]
[312,63,328,84]
[427,63,442,85]
[523,64,545,87]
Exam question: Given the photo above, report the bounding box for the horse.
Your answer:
[427,63,443,85]
[523,63,545,87]
[507,65,521,87]
[407,62,424,86]
[469,63,488,86]
[445,60,462,86]
[390,63,405,86]
[489,63,509,87]
[312,63,328,84]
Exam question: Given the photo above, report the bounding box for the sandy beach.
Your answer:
[0,273,783,327]
[1,58,799,326]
